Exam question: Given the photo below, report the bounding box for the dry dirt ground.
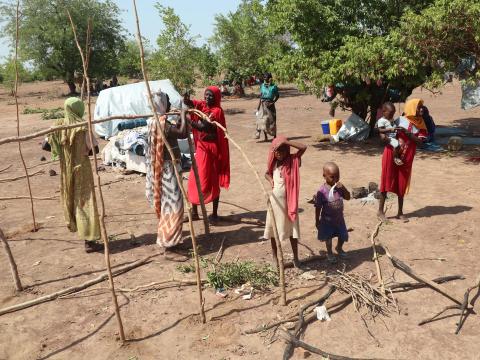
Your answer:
[0,80,479,360]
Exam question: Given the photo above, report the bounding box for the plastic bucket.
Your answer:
[329,119,342,135]
[321,120,330,135]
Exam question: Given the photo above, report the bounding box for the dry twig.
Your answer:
[0,170,44,183]
[13,0,36,231]
[0,254,155,316]
[0,195,57,201]
[0,227,22,291]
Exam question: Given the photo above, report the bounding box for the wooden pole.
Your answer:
[0,195,57,201]
[132,0,206,323]
[67,11,126,342]
[186,131,209,234]
[13,0,36,232]
[0,254,155,316]
[0,227,23,291]
[370,221,385,293]
[0,113,174,146]
[189,109,287,305]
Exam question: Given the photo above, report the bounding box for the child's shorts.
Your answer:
[317,221,349,242]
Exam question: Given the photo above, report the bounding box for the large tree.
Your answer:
[211,0,282,83]
[267,0,442,126]
[0,0,125,94]
[148,4,198,92]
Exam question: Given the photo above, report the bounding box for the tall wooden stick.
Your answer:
[0,113,176,146]
[370,221,385,293]
[0,227,23,291]
[13,0,36,232]
[189,109,287,305]
[132,0,206,323]
[67,11,126,342]
[186,131,209,234]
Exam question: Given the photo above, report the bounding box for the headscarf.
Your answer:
[267,135,300,222]
[192,86,230,189]
[404,98,427,130]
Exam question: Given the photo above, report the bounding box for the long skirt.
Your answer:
[256,101,277,137]
[157,160,184,247]
[264,168,300,241]
[187,140,220,205]
[379,145,413,197]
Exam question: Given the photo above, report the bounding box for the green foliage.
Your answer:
[266,0,479,126]
[0,0,126,93]
[211,0,279,81]
[23,106,64,119]
[149,4,198,92]
[193,45,219,85]
[400,0,480,87]
[0,59,30,95]
[206,260,278,290]
[176,263,196,274]
[117,39,143,79]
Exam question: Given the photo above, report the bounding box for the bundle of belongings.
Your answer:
[331,113,370,142]
[94,79,191,173]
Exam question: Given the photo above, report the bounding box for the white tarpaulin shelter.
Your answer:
[94,79,182,139]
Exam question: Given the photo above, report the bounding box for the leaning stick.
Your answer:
[0,170,44,183]
[283,286,336,359]
[0,164,12,173]
[279,330,382,360]
[0,195,57,201]
[186,130,209,234]
[0,227,22,291]
[455,275,480,334]
[13,0,36,232]
[67,11,126,342]
[370,221,385,293]
[132,0,206,323]
[378,242,463,305]
[189,108,287,306]
[0,254,154,316]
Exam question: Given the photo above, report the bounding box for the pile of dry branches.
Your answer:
[328,270,396,318]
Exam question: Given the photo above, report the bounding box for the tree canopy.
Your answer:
[266,0,479,127]
[148,4,198,93]
[0,0,126,93]
[211,0,282,82]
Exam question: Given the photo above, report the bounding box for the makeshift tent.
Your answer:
[94,79,182,138]
[94,79,191,173]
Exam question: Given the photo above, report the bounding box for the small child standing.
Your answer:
[377,102,405,166]
[315,162,351,264]
[264,135,307,269]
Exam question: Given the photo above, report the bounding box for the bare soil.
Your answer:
[0,80,479,360]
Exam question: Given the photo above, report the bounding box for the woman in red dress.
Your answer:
[185,86,230,222]
[377,98,428,222]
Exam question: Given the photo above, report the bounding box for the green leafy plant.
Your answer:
[23,106,63,120]
[206,260,278,290]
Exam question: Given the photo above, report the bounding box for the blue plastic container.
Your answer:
[321,120,330,135]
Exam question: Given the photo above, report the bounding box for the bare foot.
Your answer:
[396,214,409,223]
[377,211,387,222]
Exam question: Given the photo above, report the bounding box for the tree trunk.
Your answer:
[67,80,77,95]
